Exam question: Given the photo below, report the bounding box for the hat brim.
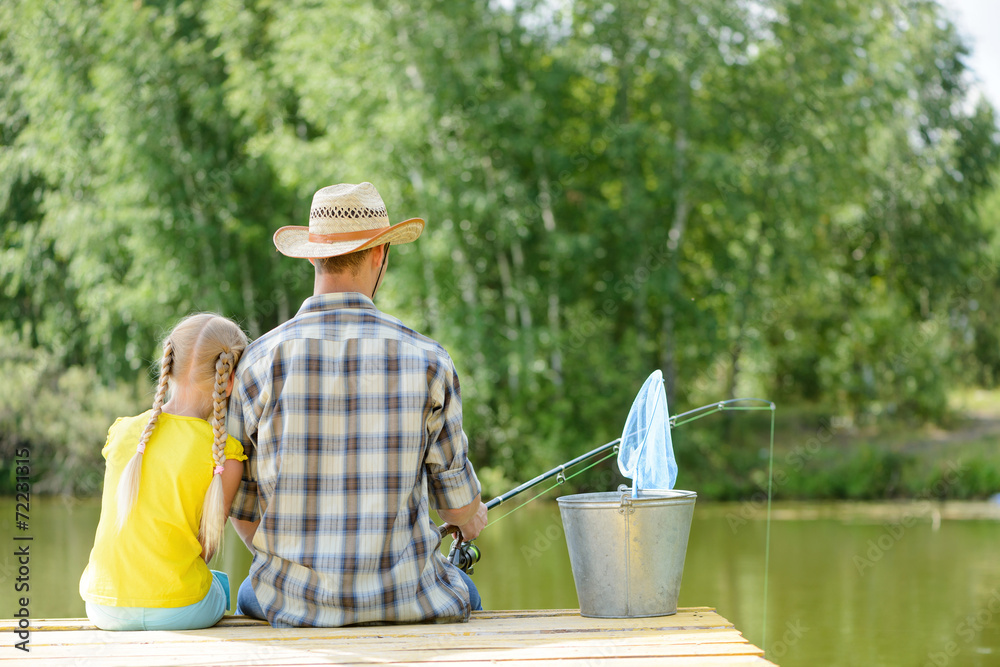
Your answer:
[273,218,425,258]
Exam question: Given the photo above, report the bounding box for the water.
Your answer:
[3,496,999,666]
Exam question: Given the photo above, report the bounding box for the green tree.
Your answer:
[1,0,998,495]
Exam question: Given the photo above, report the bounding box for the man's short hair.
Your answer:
[316,248,373,275]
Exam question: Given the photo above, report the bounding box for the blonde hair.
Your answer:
[115,314,248,561]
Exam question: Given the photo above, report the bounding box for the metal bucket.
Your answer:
[556,489,697,618]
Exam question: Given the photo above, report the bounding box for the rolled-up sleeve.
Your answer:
[424,362,481,510]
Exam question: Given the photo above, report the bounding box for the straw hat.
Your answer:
[273,182,424,258]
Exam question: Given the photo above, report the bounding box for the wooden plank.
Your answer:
[3,608,725,633]
[6,639,772,666]
[8,642,772,667]
[19,628,750,648]
[0,607,732,632]
[4,611,737,642]
[21,629,752,651]
[5,658,774,667]
[2,608,776,667]
[13,628,757,653]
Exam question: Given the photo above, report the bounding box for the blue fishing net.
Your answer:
[618,369,677,496]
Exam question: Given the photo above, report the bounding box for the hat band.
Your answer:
[308,227,388,244]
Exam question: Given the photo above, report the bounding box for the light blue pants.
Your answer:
[86,570,230,631]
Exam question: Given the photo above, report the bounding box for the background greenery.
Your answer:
[2,0,999,498]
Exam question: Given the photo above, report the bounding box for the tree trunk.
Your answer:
[496,248,520,393]
[239,252,260,338]
[533,147,564,389]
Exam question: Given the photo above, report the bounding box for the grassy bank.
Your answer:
[671,390,1000,501]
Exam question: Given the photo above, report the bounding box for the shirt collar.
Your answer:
[296,291,378,317]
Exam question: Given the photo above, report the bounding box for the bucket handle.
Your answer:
[618,488,634,515]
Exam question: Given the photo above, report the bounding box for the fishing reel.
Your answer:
[440,524,482,574]
[448,539,482,574]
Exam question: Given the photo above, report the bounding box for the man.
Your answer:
[227,182,487,628]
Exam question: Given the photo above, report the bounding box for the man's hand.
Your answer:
[438,494,488,541]
[456,500,487,541]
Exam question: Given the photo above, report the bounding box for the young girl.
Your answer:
[79,314,249,631]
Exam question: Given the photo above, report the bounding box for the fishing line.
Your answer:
[761,402,776,657]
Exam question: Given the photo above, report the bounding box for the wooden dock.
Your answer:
[3,608,775,666]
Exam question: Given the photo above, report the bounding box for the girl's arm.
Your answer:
[223,459,261,553]
[222,460,259,553]
[221,458,243,519]
[200,459,246,562]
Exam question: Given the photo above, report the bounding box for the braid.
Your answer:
[115,339,174,532]
[140,339,174,449]
[198,349,238,561]
[211,351,233,467]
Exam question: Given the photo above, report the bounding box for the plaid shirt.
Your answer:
[228,292,481,628]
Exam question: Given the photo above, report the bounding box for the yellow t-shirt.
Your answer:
[79,411,247,608]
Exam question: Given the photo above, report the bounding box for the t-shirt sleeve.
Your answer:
[224,435,248,463]
[101,417,126,460]
[424,359,481,510]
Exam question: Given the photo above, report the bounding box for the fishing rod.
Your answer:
[485,437,621,511]
[443,397,775,573]
[440,437,621,573]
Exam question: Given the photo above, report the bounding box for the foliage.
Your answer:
[1,0,999,496]
[0,332,147,495]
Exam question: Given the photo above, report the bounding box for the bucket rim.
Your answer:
[556,489,697,506]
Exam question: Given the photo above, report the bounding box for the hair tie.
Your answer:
[213,465,225,475]
[137,444,146,454]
